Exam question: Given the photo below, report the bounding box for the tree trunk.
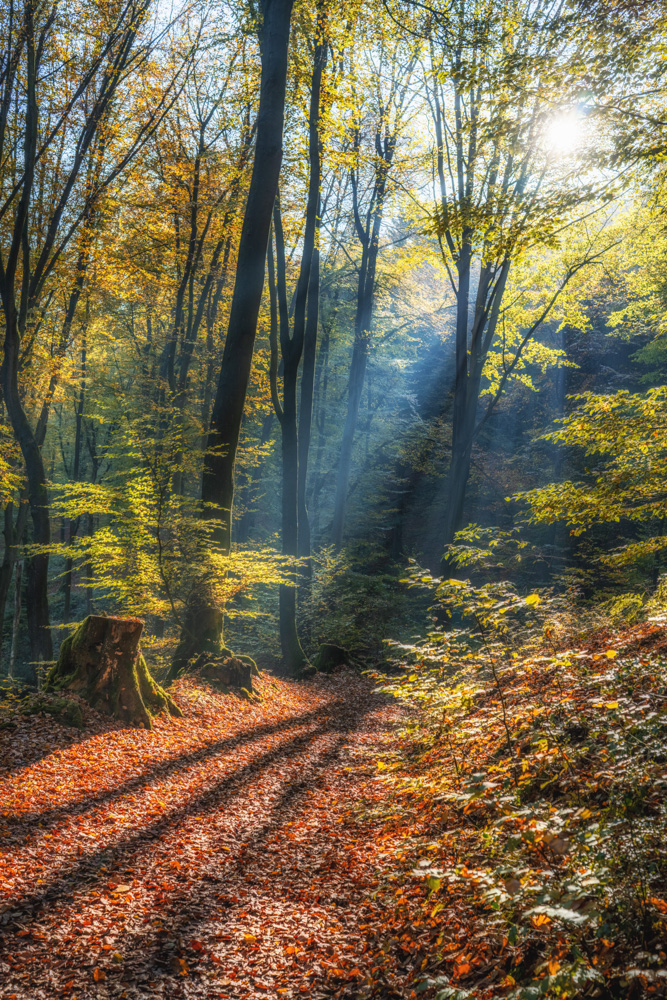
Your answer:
[269,198,309,676]
[1,308,53,666]
[201,0,295,551]
[46,615,182,729]
[8,559,23,680]
[0,503,16,673]
[330,123,394,549]
[279,359,307,673]
[309,322,332,541]
[331,255,376,549]
[297,13,327,561]
[297,249,320,562]
[437,257,510,568]
[270,23,326,676]
[64,331,87,621]
[166,580,258,688]
[168,582,225,682]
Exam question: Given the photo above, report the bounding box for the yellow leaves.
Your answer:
[525,594,541,607]
[244,933,257,944]
[531,913,552,928]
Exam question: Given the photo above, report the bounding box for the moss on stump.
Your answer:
[46,615,182,730]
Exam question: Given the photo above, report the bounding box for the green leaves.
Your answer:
[515,385,667,567]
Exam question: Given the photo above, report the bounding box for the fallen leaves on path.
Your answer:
[0,671,417,1000]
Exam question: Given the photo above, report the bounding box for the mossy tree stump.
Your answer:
[46,615,182,729]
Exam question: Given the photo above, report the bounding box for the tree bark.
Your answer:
[201,0,295,550]
[46,615,181,729]
[2,309,53,666]
[63,329,87,620]
[168,582,225,681]
[269,201,308,676]
[8,559,23,681]
[297,12,327,562]
[331,239,379,550]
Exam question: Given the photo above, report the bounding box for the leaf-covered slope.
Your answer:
[369,620,667,1000]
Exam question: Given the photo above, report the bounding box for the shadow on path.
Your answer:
[1,701,335,850]
[0,698,351,929]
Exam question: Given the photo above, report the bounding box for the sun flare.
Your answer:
[543,110,582,157]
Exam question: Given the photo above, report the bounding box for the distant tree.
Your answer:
[388,0,617,568]
[331,26,420,549]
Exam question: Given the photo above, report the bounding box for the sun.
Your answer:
[543,110,582,158]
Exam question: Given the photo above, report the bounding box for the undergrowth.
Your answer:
[367,571,667,1000]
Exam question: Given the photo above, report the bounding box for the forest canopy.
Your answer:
[0,0,663,666]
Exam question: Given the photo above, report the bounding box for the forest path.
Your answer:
[0,671,408,1000]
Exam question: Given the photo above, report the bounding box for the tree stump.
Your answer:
[45,615,182,729]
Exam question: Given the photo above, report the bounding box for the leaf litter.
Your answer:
[0,670,416,999]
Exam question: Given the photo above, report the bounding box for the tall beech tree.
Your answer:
[267,9,327,674]
[201,0,296,550]
[296,4,329,567]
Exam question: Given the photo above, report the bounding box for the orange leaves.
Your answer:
[93,967,106,982]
